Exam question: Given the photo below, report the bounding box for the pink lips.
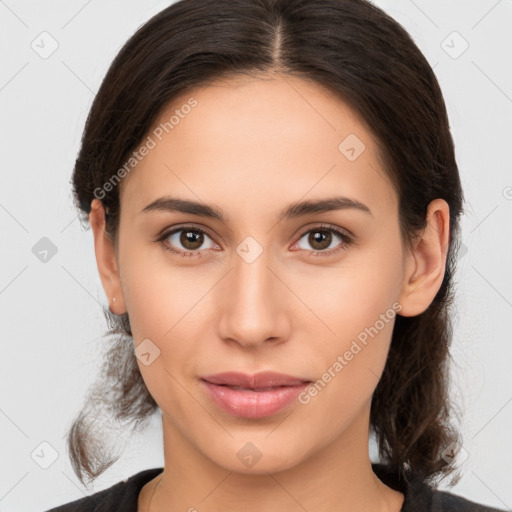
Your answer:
[200,371,311,419]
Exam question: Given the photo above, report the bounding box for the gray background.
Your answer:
[1,0,511,510]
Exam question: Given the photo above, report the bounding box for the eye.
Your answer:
[157,225,217,257]
[293,224,353,257]
[156,223,354,258]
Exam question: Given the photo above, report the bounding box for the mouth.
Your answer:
[201,370,311,389]
[199,371,312,418]
[208,384,299,392]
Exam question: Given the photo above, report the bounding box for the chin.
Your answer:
[202,435,311,475]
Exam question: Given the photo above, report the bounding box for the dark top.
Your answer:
[45,464,506,512]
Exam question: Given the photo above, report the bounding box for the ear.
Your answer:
[89,198,127,315]
[397,198,450,317]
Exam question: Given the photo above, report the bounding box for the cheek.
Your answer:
[290,254,402,406]
[119,240,208,339]
[127,275,202,416]
[295,294,397,442]
[293,255,401,345]
[118,246,218,388]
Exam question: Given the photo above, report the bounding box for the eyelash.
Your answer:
[156,223,354,259]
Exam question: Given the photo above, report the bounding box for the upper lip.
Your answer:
[201,371,311,389]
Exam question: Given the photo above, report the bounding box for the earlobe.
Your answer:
[89,198,127,314]
[397,199,450,317]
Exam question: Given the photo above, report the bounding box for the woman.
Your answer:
[46,0,505,510]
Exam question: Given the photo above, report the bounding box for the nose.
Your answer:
[216,244,290,350]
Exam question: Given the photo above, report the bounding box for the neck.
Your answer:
[145,403,403,512]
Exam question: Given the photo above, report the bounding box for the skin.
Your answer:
[89,72,450,512]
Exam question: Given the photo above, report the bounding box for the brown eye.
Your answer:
[161,227,216,255]
[307,230,332,251]
[179,230,204,250]
[294,225,353,256]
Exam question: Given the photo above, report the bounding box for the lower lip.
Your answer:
[201,380,310,418]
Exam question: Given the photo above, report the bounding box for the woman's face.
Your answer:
[92,73,444,474]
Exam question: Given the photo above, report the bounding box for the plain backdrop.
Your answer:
[1,1,511,511]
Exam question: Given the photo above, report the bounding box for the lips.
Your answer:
[200,371,312,418]
[201,371,311,389]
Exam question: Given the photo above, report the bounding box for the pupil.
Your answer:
[181,230,203,249]
[311,231,331,250]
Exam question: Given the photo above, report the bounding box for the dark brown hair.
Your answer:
[68,0,465,488]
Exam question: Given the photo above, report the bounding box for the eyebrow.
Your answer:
[140,195,373,221]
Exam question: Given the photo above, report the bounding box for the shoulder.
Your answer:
[43,468,164,512]
[372,463,506,512]
[429,489,507,512]
[403,475,506,512]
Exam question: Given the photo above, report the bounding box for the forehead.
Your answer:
[119,73,397,221]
